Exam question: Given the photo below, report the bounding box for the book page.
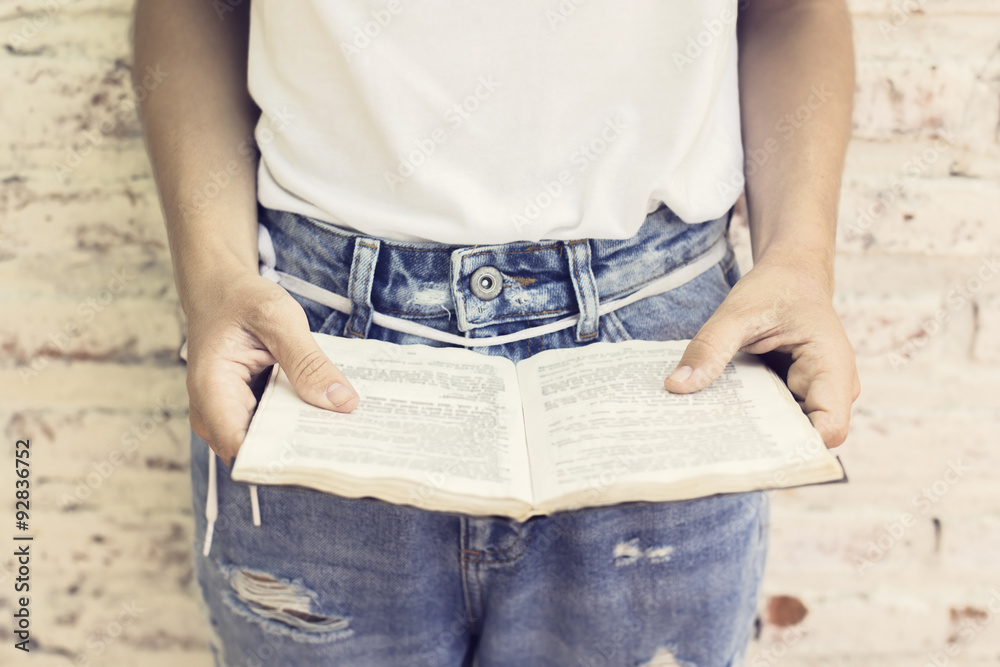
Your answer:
[231,333,534,508]
[516,340,832,507]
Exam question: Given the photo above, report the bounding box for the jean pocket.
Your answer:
[284,287,351,338]
[317,308,351,337]
[597,308,634,343]
[720,245,742,289]
[599,259,735,342]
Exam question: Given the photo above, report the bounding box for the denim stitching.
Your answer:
[459,525,527,557]
[318,309,347,337]
[459,524,535,564]
[464,246,558,259]
[606,310,632,341]
[459,519,478,625]
[565,240,599,340]
[345,240,379,338]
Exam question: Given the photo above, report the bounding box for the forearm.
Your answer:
[132,0,261,315]
[736,0,855,294]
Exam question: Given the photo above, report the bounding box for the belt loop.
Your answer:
[564,240,600,343]
[345,237,381,339]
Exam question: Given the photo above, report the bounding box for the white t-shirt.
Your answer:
[247,1,745,244]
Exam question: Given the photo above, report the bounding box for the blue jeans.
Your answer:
[189,202,770,667]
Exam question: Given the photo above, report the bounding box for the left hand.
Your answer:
[663,255,861,448]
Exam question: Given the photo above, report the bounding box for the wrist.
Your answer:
[753,242,836,300]
[748,209,837,295]
[173,243,259,317]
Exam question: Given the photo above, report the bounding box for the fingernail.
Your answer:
[326,382,358,407]
[668,365,693,383]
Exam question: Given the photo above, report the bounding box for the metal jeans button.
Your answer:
[470,265,503,300]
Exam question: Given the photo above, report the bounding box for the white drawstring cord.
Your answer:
[200,222,729,553]
[257,217,282,285]
[203,449,217,557]
[250,484,261,525]
[202,448,262,557]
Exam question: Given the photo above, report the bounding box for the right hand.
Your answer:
[184,262,360,467]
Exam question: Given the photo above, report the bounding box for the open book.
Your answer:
[230,334,846,520]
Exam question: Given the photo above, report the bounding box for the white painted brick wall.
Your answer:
[1,1,998,664]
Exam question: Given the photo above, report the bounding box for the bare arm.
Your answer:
[132,0,260,302]
[665,0,861,448]
[737,0,855,281]
[132,0,359,465]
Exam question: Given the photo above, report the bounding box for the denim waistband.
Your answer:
[256,203,732,346]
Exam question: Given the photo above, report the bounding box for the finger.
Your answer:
[188,362,260,464]
[789,356,857,448]
[255,300,360,412]
[664,306,750,394]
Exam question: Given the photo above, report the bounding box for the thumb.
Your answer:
[261,317,360,412]
[664,311,747,394]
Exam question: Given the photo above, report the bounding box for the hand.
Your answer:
[663,256,861,448]
[184,262,360,466]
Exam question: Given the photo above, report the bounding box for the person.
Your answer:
[132,0,861,664]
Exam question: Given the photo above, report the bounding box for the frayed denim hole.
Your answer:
[217,563,354,644]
